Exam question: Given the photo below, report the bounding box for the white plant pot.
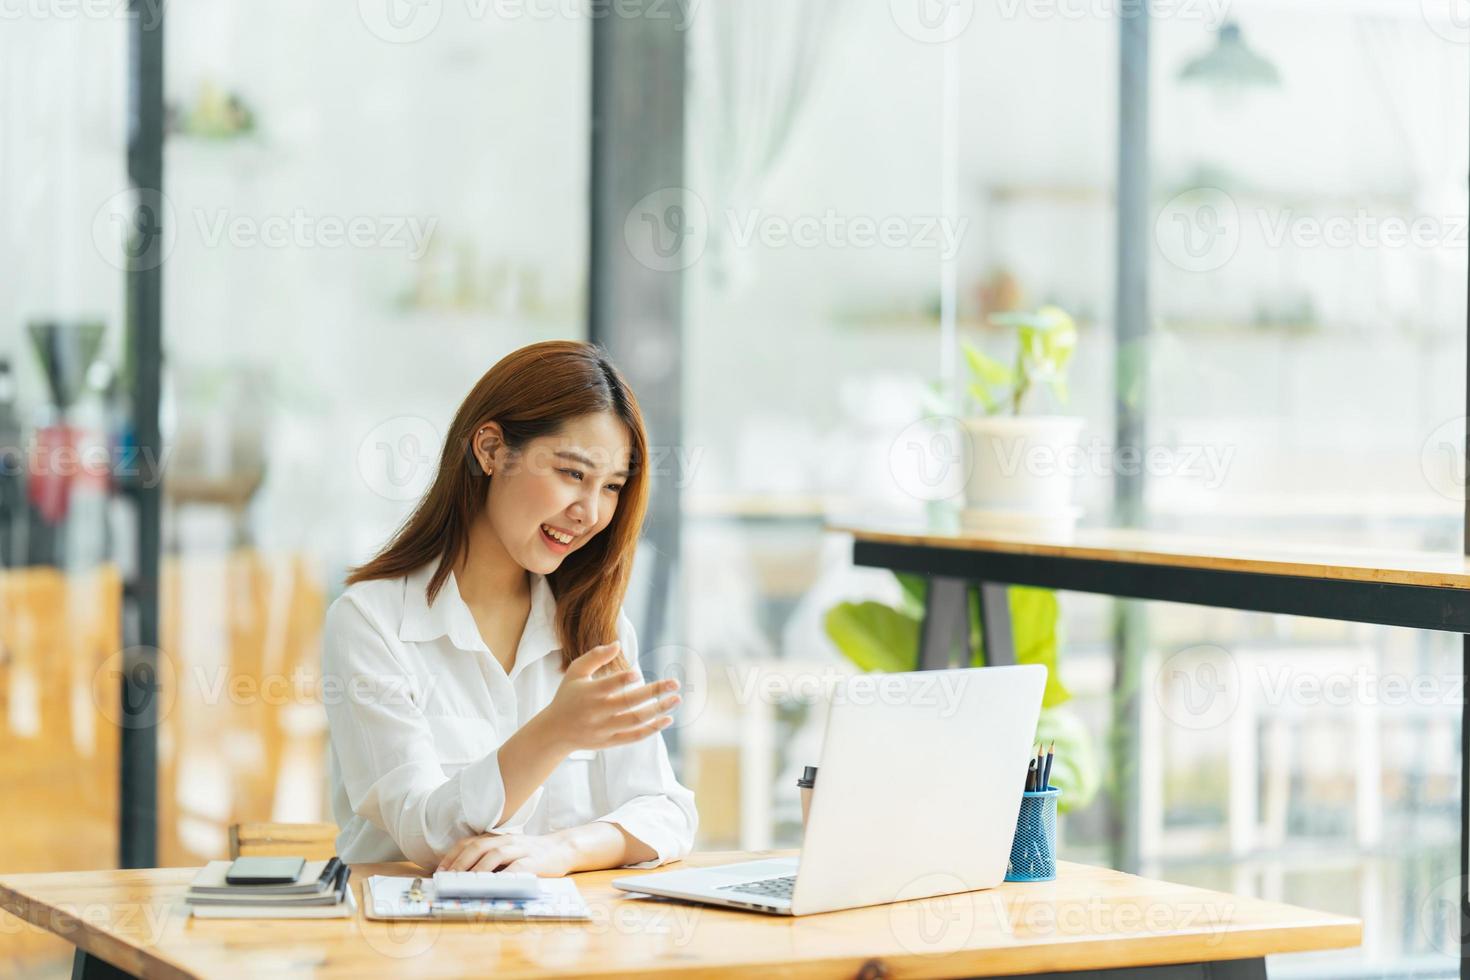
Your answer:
[962,415,1085,535]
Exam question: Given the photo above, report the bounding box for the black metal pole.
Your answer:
[1461,33,1470,979]
[1109,6,1150,876]
[1460,79,1470,977]
[121,0,164,869]
[587,1,687,758]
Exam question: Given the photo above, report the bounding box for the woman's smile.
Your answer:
[539,522,577,554]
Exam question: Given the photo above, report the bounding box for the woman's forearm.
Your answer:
[494,711,570,824]
[551,820,657,873]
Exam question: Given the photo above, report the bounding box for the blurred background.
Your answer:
[1,0,1467,976]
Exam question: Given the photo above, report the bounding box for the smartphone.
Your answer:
[225,856,306,885]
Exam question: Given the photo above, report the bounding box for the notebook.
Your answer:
[365,875,590,921]
[189,859,341,896]
[190,887,357,920]
[187,860,352,918]
[188,863,348,910]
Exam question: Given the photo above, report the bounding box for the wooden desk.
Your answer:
[0,851,1359,979]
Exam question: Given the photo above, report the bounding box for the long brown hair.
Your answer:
[347,340,647,672]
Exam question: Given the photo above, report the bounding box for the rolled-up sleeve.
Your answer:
[594,614,699,869]
[322,596,537,868]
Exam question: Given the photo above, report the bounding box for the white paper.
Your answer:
[365,876,590,921]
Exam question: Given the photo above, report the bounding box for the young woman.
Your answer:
[322,340,696,875]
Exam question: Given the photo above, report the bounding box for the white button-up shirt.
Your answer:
[322,562,697,870]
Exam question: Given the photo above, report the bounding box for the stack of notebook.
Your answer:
[186,858,355,919]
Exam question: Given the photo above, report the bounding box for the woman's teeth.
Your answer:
[541,524,573,545]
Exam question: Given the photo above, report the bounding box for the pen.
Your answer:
[1041,741,1055,791]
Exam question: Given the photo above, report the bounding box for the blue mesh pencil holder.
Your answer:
[1005,788,1061,882]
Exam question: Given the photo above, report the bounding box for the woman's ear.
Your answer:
[471,421,506,477]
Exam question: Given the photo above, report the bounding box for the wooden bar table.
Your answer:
[830,523,1470,665]
[0,851,1360,979]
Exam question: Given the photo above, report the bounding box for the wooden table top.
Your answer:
[833,522,1470,590]
[0,851,1360,979]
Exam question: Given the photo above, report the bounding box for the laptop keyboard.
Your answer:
[716,874,796,901]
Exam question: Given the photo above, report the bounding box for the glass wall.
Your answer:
[676,4,1467,977]
[677,2,955,847]
[153,1,590,866]
[0,9,132,975]
[1135,8,1466,976]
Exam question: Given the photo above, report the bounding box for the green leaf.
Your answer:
[894,573,928,620]
[1037,305,1077,373]
[967,382,997,414]
[963,341,1015,415]
[968,585,1071,708]
[963,341,1014,386]
[822,601,919,674]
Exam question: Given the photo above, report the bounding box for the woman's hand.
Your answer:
[436,831,577,876]
[537,641,680,753]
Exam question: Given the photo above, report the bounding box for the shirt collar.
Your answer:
[399,563,561,670]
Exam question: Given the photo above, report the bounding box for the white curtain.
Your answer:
[1354,18,1469,327]
[689,0,851,286]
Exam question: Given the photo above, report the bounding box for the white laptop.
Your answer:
[612,664,1045,916]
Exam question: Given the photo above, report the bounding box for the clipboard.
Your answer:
[364,875,591,921]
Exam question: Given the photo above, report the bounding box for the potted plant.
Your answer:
[961,305,1084,535]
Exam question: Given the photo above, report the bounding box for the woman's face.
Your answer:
[480,411,633,576]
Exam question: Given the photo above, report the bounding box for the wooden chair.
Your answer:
[159,551,329,864]
[0,565,122,975]
[229,822,338,860]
